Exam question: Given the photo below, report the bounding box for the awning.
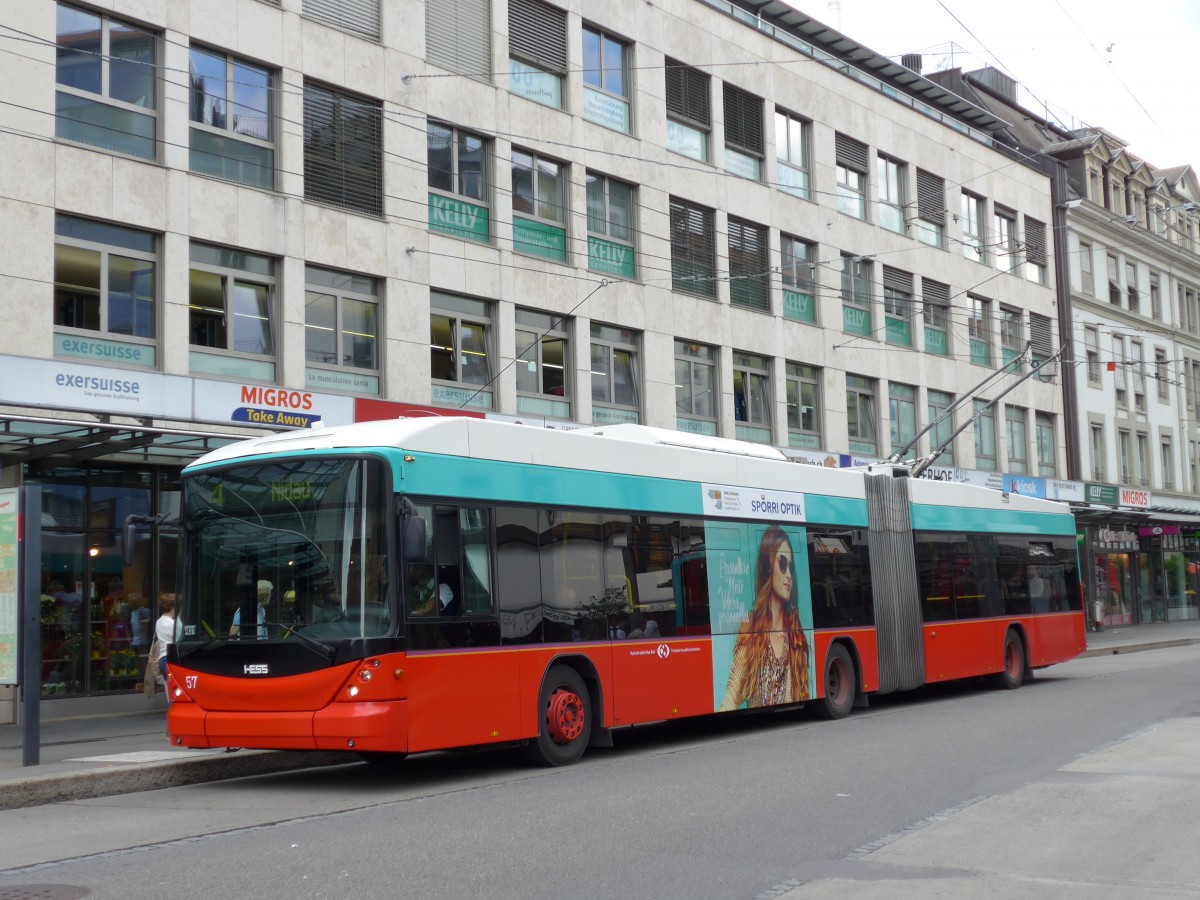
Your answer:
[0,413,249,468]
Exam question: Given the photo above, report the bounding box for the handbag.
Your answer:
[143,638,161,697]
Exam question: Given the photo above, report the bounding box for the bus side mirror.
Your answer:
[403,515,426,563]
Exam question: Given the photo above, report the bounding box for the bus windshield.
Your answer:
[180,456,392,644]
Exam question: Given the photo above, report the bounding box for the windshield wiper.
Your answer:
[260,620,337,659]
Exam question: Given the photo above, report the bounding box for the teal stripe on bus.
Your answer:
[380,448,871,523]
[911,503,1075,536]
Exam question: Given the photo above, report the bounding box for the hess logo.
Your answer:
[243,664,269,675]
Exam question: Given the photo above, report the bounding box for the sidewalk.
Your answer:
[2,619,1199,812]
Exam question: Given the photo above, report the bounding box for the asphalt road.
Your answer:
[1,644,1197,900]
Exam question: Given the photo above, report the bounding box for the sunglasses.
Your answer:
[776,554,793,575]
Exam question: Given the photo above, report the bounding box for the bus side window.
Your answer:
[433,507,462,616]
[460,507,493,616]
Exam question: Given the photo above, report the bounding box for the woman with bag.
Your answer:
[152,595,180,734]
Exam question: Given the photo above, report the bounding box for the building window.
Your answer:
[915,170,946,248]
[841,253,872,336]
[515,309,570,419]
[1023,216,1047,284]
[426,0,491,81]
[877,155,906,234]
[1079,242,1094,295]
[974,400,996,470]
[1035,412,1055,478]
[1085,326,1100,384]
[675,340,718,435]
[1126,262,1140,313]
[586,172,636,278]
[723,83,764,180]
[846,375,878,456]
[888,383,917,456]
[835,133,869,220]
[1118,430,1132,483]
[303,80,382,216]
[1113,335,1127,408]
[665,60,710,162]
[781,235,816,322]
[922,279,950,356]
[728,217,769,311]
[961,192,986,263]
[53,215,157,367]
[1131,341,1146,411]
[1150,271,1161,319]
[1137,432,1151,487]
[1029,313,1053,377]
[1156,348,1169,401]
[427,122,490,243]
[1090,424,1105,482]
[927,389,954,465]
[1000,306,1023,369]
[785,363,820,450]
[188,47,274,189]
[591,323,640,424]
[1107,255,1121,306]
[968,295,992,366]
[55,3,158,159]
[302,0,381,41]
[189,243,276,382]
[994,207,1018,273]
[582,26,630,132]
[1162,438,1175,489]
[733,351,771,443]
[1151,201,1167,235]
[670,198,716,298]
[882,266,913,347]
[304,266,379,395]
[1005,406,1028,475]
[1182,285,1200,334]
[775,109,810,199]
[508,0,567,109]
[511,149,567,262]
[430,292,492,409]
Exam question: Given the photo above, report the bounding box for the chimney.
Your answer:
[972,66,1017,102]
[901,53,922,74]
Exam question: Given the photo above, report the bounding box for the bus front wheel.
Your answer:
[525,665,592,767]
[995,631,1026,690]
[818,644,855,719]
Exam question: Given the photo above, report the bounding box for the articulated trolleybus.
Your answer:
[165,418,1084,765]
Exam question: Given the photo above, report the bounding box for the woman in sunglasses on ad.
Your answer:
[718,525,811,711]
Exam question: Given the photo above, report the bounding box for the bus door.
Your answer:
[403,503,515,752]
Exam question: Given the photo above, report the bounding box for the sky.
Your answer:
[819,0,1200,170]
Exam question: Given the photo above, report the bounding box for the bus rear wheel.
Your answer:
[525,665,592,767]
[995,631,1026,690]
[818,644,855,719]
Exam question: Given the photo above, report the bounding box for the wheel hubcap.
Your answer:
[546,688,585,744]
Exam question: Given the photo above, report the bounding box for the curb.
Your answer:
[1079,636,1200,659]
[0,750,350,811]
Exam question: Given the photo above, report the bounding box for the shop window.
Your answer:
[304,265,380,395]
[515,309,570,420]
[189,243,277,382]
[590,323,640,424]
[675,340,718,435]
[54,215,157,367]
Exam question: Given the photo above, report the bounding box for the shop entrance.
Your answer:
[35,466,179,696]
